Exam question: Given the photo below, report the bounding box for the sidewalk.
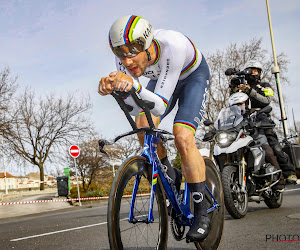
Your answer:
[0,190,72,220]
[0,188,57,202]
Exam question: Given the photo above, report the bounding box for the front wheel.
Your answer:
[195,157,225,250]
[107,156,168,250]
[222,165,248,219]
[264,191,283,209]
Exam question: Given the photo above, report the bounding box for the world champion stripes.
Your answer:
[152,39,161,65]
[155,93,168,108]
[174,120,197,134]
[136,82,142,94]
[123,15,141,44]
[152,170,158,185]
[180,37,198,75]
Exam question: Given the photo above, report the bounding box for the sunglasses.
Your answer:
[112,42,144,60]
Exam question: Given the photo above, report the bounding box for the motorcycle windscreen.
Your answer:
[214,105,243,130]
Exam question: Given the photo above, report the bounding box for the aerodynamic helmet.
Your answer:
[109,15,154,59]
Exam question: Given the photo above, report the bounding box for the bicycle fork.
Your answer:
[128,134,159,224]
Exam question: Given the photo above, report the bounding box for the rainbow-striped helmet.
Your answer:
[109,15,154,58]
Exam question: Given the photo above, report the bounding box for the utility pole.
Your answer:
[266,0,289,139]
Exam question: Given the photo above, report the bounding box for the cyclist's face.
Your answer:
[120,50,148,78]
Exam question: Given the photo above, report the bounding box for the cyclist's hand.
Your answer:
[110,71,133,92]
[98,71,133,96]
[98,74,115,96]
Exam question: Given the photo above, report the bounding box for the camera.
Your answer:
[230,77,243,87]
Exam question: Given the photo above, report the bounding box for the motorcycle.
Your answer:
[203,92,283,219]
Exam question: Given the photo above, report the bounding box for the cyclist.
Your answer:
[98,15,210,242]
[232,60,297,186]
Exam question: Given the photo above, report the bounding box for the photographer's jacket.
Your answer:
[248,82,274,109]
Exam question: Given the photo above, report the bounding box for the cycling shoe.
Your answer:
[186,216,210,242]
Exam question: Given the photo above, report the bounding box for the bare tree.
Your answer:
[0,67,18,134]
[113,135,142,162]
[4,88,93,190]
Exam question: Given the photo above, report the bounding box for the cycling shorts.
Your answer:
[146,56,210,134]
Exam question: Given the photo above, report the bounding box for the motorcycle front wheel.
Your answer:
[264,191,283,209]
[222,165,248,219]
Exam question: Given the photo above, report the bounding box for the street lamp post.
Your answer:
[266,0,289,139]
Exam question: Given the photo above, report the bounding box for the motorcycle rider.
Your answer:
[230,60,297,186]
[229,92,285,191]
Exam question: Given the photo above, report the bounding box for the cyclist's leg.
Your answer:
[172,57,210,241]
[135,80,181,187]
[173,123,209,241]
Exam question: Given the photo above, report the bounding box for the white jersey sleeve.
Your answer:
[150,30,187,107]
[115,57,166,116]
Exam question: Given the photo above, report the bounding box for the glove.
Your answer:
[238,84,251,94]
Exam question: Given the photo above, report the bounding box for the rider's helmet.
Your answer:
[109,15,154,60]
[229,92,251,115]
[243,60,263,84]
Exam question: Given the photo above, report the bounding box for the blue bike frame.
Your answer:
[128,132,220,226]
[109,90,220,226]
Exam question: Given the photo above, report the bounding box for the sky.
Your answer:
[0,0,300,174]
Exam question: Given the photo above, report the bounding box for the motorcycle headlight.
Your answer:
[215,131,237,148]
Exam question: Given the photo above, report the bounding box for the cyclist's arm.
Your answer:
[115,57,167,117]
[152,39,186,107]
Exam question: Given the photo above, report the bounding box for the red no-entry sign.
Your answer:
[69,145,80,158]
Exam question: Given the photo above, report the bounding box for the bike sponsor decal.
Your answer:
[160,59,170,88]
[143,23,153,40]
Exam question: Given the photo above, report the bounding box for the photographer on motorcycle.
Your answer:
[229,60,297,187]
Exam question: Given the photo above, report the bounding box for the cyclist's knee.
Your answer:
[174,127,195,153]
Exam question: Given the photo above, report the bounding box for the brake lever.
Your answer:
[98,139,112,157]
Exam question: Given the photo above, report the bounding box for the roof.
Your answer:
[0,172,15,178]
[26,172,40,179]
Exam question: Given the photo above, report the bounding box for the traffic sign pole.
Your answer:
[74,158,82,206]
[69,145,81,206]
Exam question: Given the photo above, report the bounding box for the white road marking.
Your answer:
[10,214,147,242]
[10,222,107,241]
[285,187,300,192]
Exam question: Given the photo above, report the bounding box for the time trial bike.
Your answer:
[99,89,224,249]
